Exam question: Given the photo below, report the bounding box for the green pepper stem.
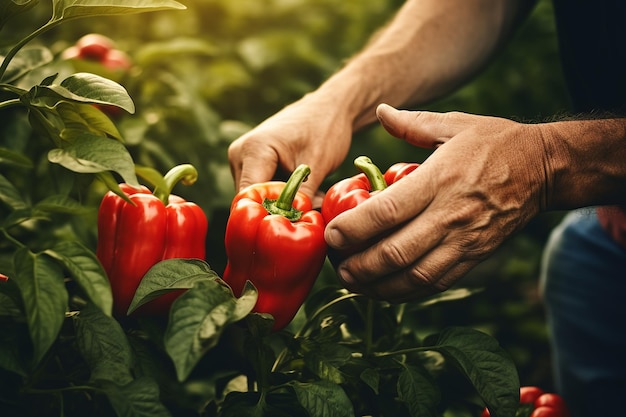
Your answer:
[354,156,387,191]
[153,164,199,205]
[262,164,310,221]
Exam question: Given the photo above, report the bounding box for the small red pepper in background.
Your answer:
[222,164,327,331]
[480,386,570,417]
[321,156,420,268]
[97,164,208,317]
[382,161,420,185]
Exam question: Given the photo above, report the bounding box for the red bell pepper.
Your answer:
[222,164,327,331]
[480,386,570,417]
[96,164,208,317]
[321,156,420,267]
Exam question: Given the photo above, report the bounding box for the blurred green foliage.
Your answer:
[9,0,570,393]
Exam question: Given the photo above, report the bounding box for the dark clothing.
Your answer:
[552,0,626,114]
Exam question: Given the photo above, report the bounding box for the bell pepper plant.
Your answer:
[321,156,419,267]
[481,386,571,417]
[96,164,208,317]
[222,164,327,331]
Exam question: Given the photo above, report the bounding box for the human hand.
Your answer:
[324,104,550,302]
[228,93,354,205]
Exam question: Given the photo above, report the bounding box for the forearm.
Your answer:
[310,0,535,130]
[542,117,626,209]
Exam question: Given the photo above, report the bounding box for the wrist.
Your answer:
[540,117,626,210]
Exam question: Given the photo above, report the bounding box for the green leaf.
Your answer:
[1,208,46,228]
[165,279,258,381]
[95,171,134,203]
[51,0,186,21]
[427,327,520,417]
[2,47,53,84]
[0,173,28,210]
[0,147,34,169]
[74,303,133,384]
[290,380,355,417]
[57,101,123,140]
[302,339,353,384]
[220,392,264,417]
[45,241,112,316]
[48,131,139,186]
[99,377,172,417]
[0,0,38,31]
[12,248,68,366]
[34,194,93,215]
[414,287,481,309]
[359,368,380,395]
[127,259,219,314]
[26,72,135,113]
[397,365,440,417]
[0,319,30,376]
[134,37,217,66]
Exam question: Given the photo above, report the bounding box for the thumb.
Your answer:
[376,103,467,148]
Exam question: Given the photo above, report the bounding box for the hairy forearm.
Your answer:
[310,0,536,130]
[541,117,626,209]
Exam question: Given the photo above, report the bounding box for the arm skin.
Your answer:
[228,0,626,301]
[228,0,536,200]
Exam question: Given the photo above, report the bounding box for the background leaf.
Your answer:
[20,72,136,114]
[99,377,172,417]
[12,248,68,366]
[397,365,441,417]
[427,327,520,417]
[0,146,34,169]
[51,0,186,21]
[34,194,94,214]
[0,173,29,210]
[164,279,257,381]
[74,302,133,384]
[290,380,355,417]
[127,258,219,314]
[56,101,123,140]
[48,131,138,185]
[0,0,38,30]
[2,47,53,84]
[45,241,112,315]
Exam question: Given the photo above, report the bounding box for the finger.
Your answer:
[332,201,448,286]
[228,140,279,191]
[337,234,480,303]
[375,104,478,148]
[325,166,434,250]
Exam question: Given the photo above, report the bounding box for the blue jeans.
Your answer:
[540,208,626,417]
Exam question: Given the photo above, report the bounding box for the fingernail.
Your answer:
[337,266,355,286]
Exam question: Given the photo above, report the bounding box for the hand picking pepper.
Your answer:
[321,156,419,268]
[222,164,327,331]
[96,164,208,317]
[480,386,570,417]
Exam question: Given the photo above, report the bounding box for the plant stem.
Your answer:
[2,229,26,249]
[0,98,22,109]
[272,291,365,372]
[372,346,430,358]
[0,22,57,81]
[364,299,374,356]
[354,156,387,191]
[262,164,310,221]
[152,163,199,205]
